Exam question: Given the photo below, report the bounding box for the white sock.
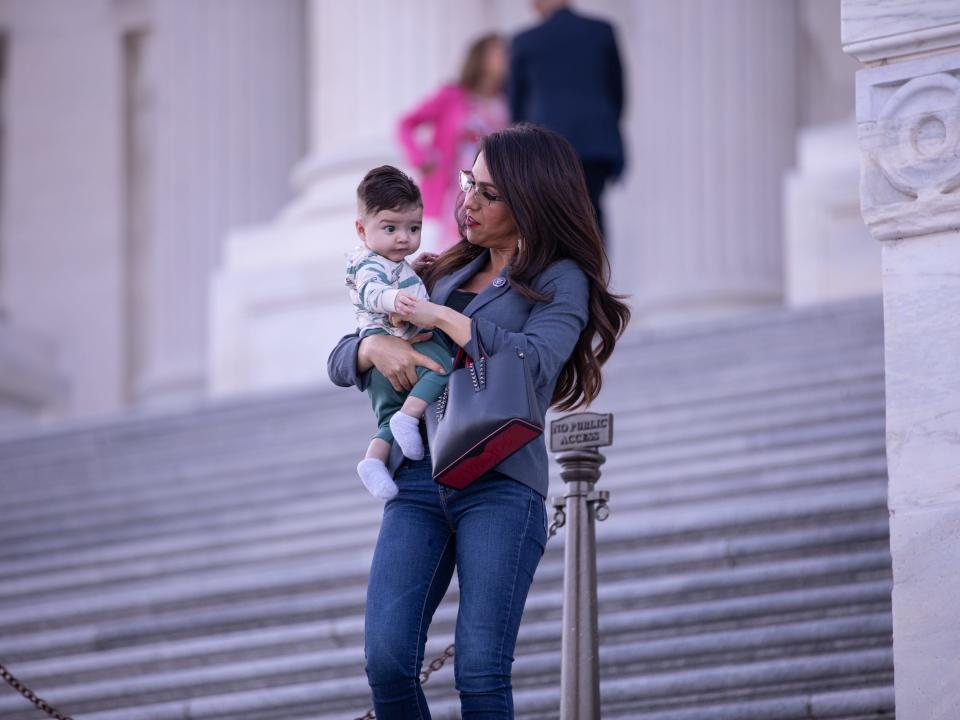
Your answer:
[389,412,424,460]
[357,458,398,500]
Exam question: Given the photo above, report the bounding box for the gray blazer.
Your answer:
[327,249,589,497]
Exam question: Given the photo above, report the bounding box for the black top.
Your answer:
[445,289,477,314]
[434,289,477,352]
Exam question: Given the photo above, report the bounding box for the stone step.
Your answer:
[2,555,890,660]
[0,298,891,720]
[0,615,893,719]
[0,412,885,559]
[609,327,881,379]
[610,297,880,353]
[0,349,883,497]
[0,461,884,587]
[488,684,895,720]
[0,397,884,538]
[0,294,882,441]
[6,646,889,720]
[0,466,887,609]
[0,317,879,441]
[4,376,882,504]
[6,582,891,687]
[0,571,892,666]
[0,406,885,542]
[0,545,891,656]
[0,505,889,605]
[0,348,877,485]
[0,483,886,617]
[0,525,888,654]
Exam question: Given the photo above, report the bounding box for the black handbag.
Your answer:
[427,336,543,489]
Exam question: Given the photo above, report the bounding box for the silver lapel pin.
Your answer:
[492,277,506,288]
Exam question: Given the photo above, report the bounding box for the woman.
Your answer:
[396,33,509,253]
[328,125,630,718]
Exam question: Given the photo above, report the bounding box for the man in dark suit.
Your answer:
[508,0,625,239]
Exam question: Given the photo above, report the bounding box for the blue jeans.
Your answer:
[364,451,548,719]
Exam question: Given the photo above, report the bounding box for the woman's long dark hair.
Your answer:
[421,124,631,411]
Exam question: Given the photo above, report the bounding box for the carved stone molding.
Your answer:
[856,52,960,240]
[874,74,960,198]
[842,0,960,66]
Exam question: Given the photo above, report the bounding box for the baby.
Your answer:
[345,166,453,499]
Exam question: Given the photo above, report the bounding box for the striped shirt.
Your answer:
[345,247,431,340]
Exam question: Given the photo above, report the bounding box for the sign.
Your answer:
[550,412,613,452]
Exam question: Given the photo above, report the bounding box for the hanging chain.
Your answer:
[418,643,455,686]
[593,491,610,521]
[548,501,566,538]
[354,644,456,720]
[0,663,74,720]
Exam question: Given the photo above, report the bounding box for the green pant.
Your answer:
[366,331,454,443]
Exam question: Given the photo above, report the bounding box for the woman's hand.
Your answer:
[357,332,445,392]
[411,252,439,275]
[393,292,418,316]
[396,299,445,331]
[396,299,472,347]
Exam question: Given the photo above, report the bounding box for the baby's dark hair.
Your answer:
[357,165,422,216]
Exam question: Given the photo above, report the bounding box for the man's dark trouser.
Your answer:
[580,159,615,242]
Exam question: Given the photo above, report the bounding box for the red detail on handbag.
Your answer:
[433,418,542,490]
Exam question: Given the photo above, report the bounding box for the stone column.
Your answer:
[0,0,121,417]
[783,0,878,306]
[308,0,495,157]
[0,2,67,425]
[209,0,499,394]
[843,2,960,717]
[138,0,306,405]
[0,0,305,419]
[619,0,797,322]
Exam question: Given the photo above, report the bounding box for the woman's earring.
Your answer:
[517,236,525,254]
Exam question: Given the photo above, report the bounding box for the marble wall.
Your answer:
[844,1,960,717]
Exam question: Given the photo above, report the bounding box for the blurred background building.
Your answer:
[0,0,872,428]
[5,2,959,718]
[0,0,306,424]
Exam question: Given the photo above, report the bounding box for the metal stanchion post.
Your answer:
[550,412,613,720]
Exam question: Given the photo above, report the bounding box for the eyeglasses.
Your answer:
[459,170,502,206]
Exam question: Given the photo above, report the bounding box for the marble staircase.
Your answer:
[0,297,893,719]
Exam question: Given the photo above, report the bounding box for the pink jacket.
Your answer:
[396,84,471,219]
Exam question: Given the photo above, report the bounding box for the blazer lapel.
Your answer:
[462,266,511,317]
[430,249,511,317]
[430,250,489,307]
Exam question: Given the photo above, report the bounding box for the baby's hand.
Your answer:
[387,313,409,329]
[393,292,418,316]
[411,253,439,275]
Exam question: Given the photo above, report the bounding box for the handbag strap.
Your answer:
[436,337,488,422]
[453,330,489,370]
[448,348,486,392]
